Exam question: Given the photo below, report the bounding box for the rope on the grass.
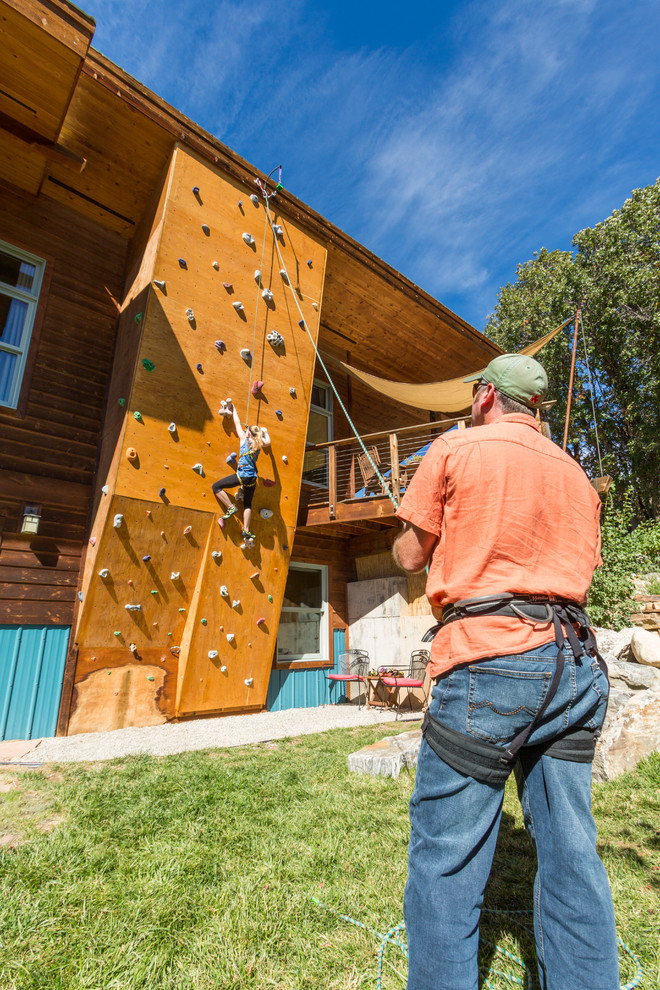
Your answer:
[310,898,643,990]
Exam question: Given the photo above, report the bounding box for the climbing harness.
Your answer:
[421,594,607,782]
[310,897,642,990]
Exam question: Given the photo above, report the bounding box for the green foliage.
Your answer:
[486,178,660,518]
[588,490,660,628]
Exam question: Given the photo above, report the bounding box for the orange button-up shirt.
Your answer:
[395,414,602,679]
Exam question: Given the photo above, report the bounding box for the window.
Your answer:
[0,240,46,409]
[302,380,333,486]
[277,563,328,663]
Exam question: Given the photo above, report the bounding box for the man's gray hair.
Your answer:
[495,389,536,417]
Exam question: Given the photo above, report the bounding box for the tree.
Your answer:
[485,179,660,518]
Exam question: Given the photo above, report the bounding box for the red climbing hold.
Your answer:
[251,380,264,396]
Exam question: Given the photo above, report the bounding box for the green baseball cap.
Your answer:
[464,354,548,408]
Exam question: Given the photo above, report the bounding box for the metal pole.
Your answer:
[562,308,581,452]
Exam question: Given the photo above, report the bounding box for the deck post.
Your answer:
[389,432,400,498]
[328,444,337,519]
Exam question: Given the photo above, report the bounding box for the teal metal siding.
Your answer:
[0,626,70,741]
[266,629,345,712]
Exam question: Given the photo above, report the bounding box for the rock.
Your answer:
[630,628,660,668]
[593,690,660,782]
[593,627,635,659]
[348,728,421,778]
[607,657,660,692]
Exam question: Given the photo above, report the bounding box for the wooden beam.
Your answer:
[0,110,86,170]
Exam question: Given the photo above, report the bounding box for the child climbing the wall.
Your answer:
[212,400,271,549]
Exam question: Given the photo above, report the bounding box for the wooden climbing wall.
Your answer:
[71,145,326,731]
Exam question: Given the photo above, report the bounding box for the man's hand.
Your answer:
[392,522,437,573]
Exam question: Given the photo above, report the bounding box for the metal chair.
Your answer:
[327,649,369,708]
[380,649,430,719]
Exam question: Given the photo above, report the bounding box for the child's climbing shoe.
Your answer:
[222,505,238,520]
[241,529,256,541]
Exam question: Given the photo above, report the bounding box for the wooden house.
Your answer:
[0,0,500,739]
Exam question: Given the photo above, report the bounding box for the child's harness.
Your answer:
[421,594,608,784]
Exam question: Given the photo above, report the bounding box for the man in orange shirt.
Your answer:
[393,354,618,990]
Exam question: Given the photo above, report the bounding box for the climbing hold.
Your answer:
[250,571,260,580]
[127,579,133,586]
[268,595,273,603]
[240,348,251,362]
[307,259,312,268]
[99,568,109,579]
[279,269,288,283]
[219,400,232,418]
[220,665,227,673]
[178,608,186,613]
[201,223,210,235]
[212,261,219,270]
[212,551,222,561]
[223,281,233,291]
[171,572,180,581]
[142,358,155,372]
[179,258,187,268]
[192,186,200,195]
[283,544,289,551]
[159,487,166,497]
[220,585,229,597]
[129,643,138,653]
[251,380,264,396]
[126,447,137,461]
[227,633,235,642]
[262,289,274,305]
[201,618,207,625]
[232,600,240,609]
[168,422,177,433]
[259,508,273,520]
[113,631,121,637]
[160,530,165,537]
[186,308,195,322]
[168,632,172,637]
[142,554,151,562]
[101,486,109,497]
[298,319,305,329]
[267,331,284,347]
[312,302,318,311]
[192,463,204,475]
[134,312,143,324]
[208,650,218,659]
[151,589,158,595]
[244,678,253,686]
[273,224,283,236]
[242,232,255,246]
[113,514,123,528]
[215,340,226,353]
[89,536,97,546]
[250,194,259,206]
[233,301,245,313]
[134,410,142,421]
[282,455,288,464]
[170,646,180,656]
[147,675,155,682]
[183,525,193,535]
[263,478,276,487]
[146,510,151,517]
[125,604,142,611]
[153,279,166,291]
[275,409,283,418]
[196,363,203,372]
[118,398,125,407]
[238,199,243,207]
[254,269,261,283]
[289,386,297,397]
[256,616,266,625]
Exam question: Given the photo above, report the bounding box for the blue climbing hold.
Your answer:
[142,555,151,562]
[275,409,283,418]
[193,186,200,195]
[178,258,187,268]
[298,319,305,329]
[215,340,226,352]
[159,487,166,497]
[196,363,203,372]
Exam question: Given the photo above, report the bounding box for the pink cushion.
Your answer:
[381,677,424,687]
[328,673,362,681]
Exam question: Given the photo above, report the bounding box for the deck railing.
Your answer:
[301,414,471,516]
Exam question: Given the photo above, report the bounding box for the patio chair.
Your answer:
[380,649,430,719]
[327,649,369,708]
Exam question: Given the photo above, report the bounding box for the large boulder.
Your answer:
[630,628,660,668]
[594,626,635,659]
[593,689,660,782]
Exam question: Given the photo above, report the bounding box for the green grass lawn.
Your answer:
[0,724,658,989]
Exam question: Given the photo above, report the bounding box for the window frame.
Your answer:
[302,379,333,488]
[0,238,47,412]
[274,562,330,668]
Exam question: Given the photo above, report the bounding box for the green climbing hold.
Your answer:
[108,670,112,675]
[142,358,155,372]
[118,397,126,407]
[201,617,207,625]
[135,312,143,324]
[134,411,142,421]
[179,608,185,613]
[168,632,172,636]
[113,631,121,637]
[268,594,273,603]
[151,589,158,595]
[147,675,155,682]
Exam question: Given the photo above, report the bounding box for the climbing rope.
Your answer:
[244,204,271,429]
[310,898,643,990]
[578,311,604,478]
[258,176,399,508]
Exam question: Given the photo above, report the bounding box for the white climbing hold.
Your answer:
[289,387,296,397]
[212,260,219,270]
[226,633,235,643]
[232,301,244,313]
[312,302,318,310]
[267,331,284,347]
[153,279,166,290]
[250,194,259,206]
[259,508,273,520]
[254,269,261,283]
[125,603,142,611]
[186,308,195,322]
[272,224,283,236]
[220,665,227,673]
[113,514,123,528]
[242,232,255,245]
[262,288,274,303]
[279,269,289,283]
[220,585,229,597]
[232,599,240,608]
[102,485,109,495]
[192,463,204,475]
[129,643,138,653]
[170,572,180,581]
[208,650,218,659]
[211,550,222,561]
[282,455,288,464]
[244,678,253,686]
[99,568,109,578]
[219,400,232,418]
[202,223,210,235]
[240,348,252,361]
[168,422,177,433]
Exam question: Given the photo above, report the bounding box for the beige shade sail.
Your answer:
[326,318,572,413]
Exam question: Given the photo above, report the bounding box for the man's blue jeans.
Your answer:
[404,641,619,990]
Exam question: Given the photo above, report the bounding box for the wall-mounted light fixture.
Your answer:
[21,504,41,535]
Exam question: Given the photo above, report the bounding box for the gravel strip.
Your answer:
[13,705,416,765]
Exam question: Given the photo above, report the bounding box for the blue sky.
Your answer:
[83,0,660,332]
